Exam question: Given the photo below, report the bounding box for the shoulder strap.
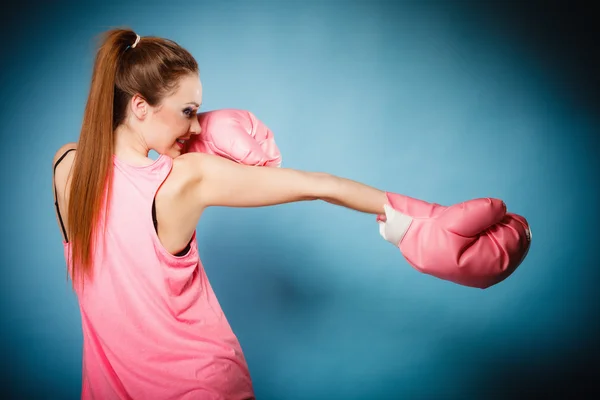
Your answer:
[53,148,76,242]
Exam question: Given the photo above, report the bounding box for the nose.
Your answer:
[190,115,202,135]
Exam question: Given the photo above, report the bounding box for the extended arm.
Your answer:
[184,152,387,215]
[179,151,532,289]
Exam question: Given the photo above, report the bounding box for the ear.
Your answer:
[130,94,149,120]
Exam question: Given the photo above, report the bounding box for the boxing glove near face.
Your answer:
[378,193,531,289]
[185,109,282,167]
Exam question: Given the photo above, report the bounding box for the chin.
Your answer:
[170,146,185,158]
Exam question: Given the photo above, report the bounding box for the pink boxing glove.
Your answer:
[377,193,531,289]
[185,109,282,167]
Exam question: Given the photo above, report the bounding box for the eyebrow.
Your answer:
[186,102,201,107]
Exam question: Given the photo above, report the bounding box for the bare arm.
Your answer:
[318,174,388,215]
[185,152,387,215]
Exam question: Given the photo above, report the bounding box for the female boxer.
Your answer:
[52,28,530,399]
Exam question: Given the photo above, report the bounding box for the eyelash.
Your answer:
[183,108,196,118]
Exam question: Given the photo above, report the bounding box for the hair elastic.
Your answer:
[132,34,141,48]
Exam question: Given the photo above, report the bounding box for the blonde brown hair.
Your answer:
[68,28,198,287]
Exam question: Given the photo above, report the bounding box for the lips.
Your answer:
[176,138,189,150]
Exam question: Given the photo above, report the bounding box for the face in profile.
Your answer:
[142,74,203,158]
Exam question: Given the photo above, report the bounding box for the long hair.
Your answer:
[68,28,198,288]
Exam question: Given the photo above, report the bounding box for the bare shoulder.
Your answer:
[156,152,208,212]
[161,152,233,209]
[52,142,78,199]
[52,142,78,172]
[167,151,238,194]
[52,142,78,242]
[166,152,206,190]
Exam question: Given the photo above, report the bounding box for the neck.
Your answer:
[113,124,152,166]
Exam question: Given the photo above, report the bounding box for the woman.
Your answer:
[53,28,530,399]
[52,28,388,399]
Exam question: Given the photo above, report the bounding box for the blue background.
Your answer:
[2,0,598,398]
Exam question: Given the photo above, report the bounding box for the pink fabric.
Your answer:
[63,154,254,399]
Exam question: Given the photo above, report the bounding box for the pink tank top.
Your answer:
[61,154,254,400]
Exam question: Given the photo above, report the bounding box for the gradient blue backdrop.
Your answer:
[2,1,598,399]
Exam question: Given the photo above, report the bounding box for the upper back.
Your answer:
[52,144,203,256]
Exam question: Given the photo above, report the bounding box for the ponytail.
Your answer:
[68,29,137,288]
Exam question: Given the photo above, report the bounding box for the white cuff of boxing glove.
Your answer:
[378,204,413,246]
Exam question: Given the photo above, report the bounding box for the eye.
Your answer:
[183,107,196,118]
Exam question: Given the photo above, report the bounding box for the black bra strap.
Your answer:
[53,148,76,242]
[152,199,191,257]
